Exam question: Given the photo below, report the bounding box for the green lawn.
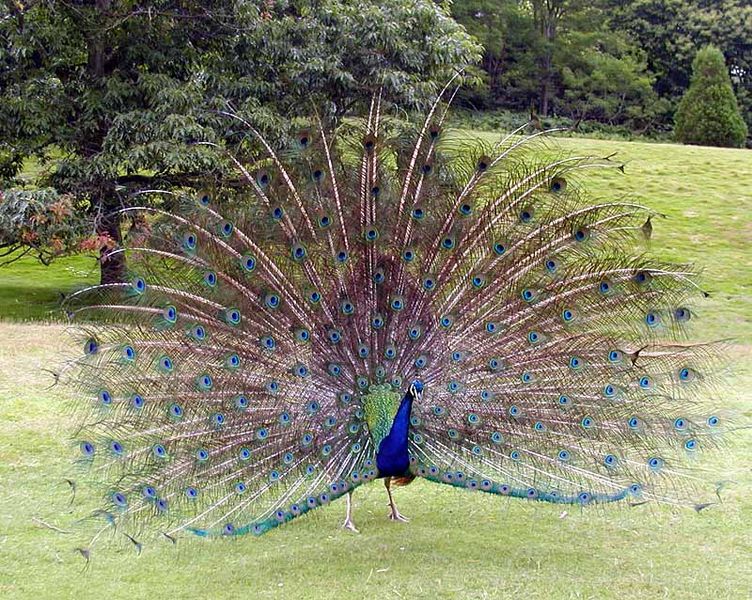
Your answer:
[0,253,98,321]
[0,135,750,599]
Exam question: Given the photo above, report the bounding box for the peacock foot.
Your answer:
[342,518,360,533]
[387,507,410,522]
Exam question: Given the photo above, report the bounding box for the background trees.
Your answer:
[1,0,748,283]
[0,0,480,282]
[451,0,751,139]
[609,0,752,135]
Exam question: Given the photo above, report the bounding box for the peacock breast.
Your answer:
[362,384,403,449]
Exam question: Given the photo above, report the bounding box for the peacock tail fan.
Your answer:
[60,88,728,552]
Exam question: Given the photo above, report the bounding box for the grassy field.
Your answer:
[0,135,750,599]
[0,253,98,321]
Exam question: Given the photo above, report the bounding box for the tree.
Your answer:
[674,45,748,147]
[0,0,481,283]
[557,31,668,131]
[451,0,664,125]
[451,0,540,112]
[529,0,571,117]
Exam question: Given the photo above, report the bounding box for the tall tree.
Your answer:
[0,0,481,282]
[557,28,667,131]
[450,0,539,111]
[529,0,569,116]
[452,0,655,123]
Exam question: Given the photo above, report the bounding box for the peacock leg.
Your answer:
[384,477,410,522]
[342,490,359,533]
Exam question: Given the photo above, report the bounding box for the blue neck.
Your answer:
[375,392,413,477]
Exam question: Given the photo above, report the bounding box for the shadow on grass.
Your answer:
[0,252,98,321]
[0,284,69,321]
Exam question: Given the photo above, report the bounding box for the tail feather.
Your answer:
[62,89,727,547]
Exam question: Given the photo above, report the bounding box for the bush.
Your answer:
[448,109,673,143]
[674,46,748,148]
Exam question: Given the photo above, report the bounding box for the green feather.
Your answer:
[363,384,402,448]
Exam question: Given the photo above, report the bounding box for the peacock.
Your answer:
[62,87,725,551]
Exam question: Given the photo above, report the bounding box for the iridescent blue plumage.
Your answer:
[375,382,422,477]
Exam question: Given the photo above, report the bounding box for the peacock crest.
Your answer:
[62,88,724,550]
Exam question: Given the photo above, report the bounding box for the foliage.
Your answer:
[453,1,664,129]
[0,188,94,266]
[0,0,481,282]
[608,0,752,137]
[674,46,748,148]
[451,0,752,139]
[451,0,541,111]
[558,33,670,131]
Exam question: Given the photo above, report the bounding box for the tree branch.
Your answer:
[115,172,246,189]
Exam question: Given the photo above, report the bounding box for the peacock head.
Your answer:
[409,380,424,402]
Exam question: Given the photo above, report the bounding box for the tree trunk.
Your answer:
[532,1,563,117]
[540,67,551,116]
[97,193,126,285]
[87,0,124,285]
[539,21,555,116]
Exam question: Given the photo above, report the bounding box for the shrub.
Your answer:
[674,46,748,148]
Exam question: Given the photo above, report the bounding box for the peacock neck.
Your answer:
[374,393,413,477]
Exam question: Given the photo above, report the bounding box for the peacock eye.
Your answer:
[519,207,534,222]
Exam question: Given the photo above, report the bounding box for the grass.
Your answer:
[0,253,99,321]
[0,134,750,599]
[475,134,752,342]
